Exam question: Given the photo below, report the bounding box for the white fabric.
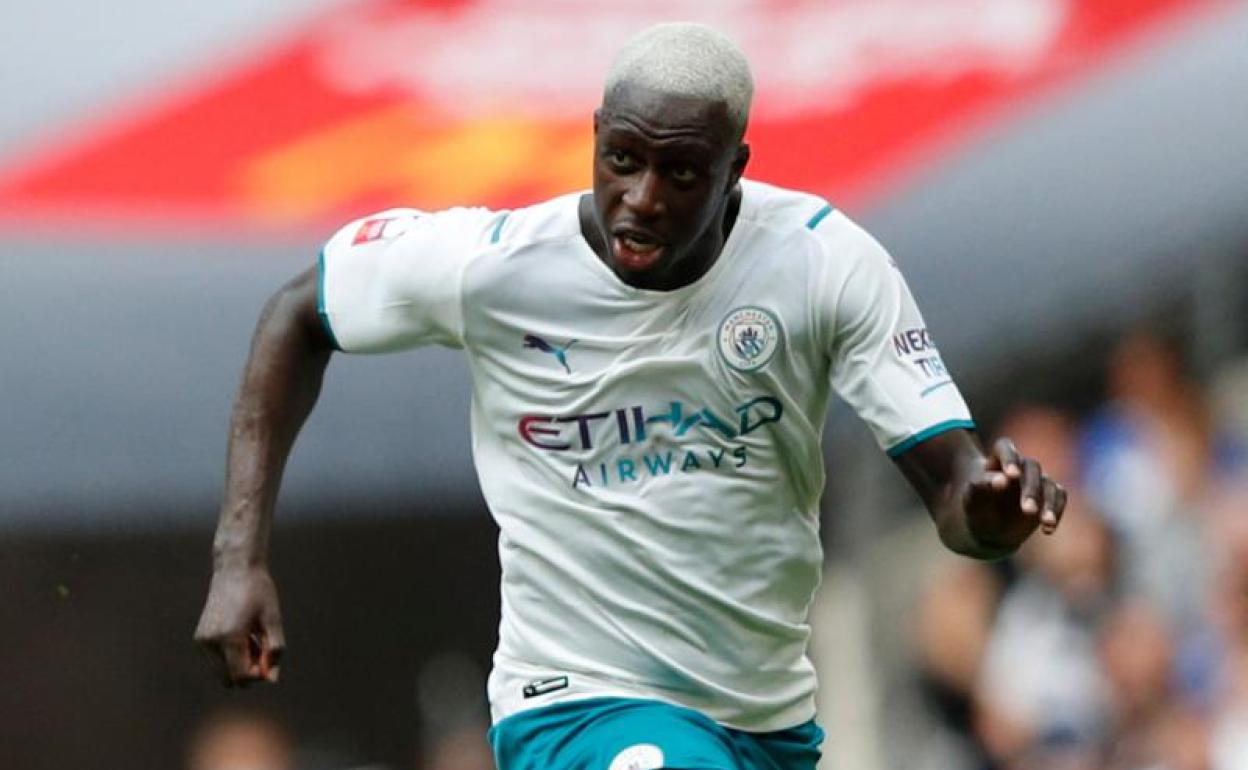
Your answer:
[320,179,972,731]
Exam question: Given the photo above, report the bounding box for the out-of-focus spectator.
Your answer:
[1081,332,1215,632]
[896,336,1248,770]
[186,708,294,770]
[974,503,1116,769]
[915,558,1003,769]
[972,406,1115,768]
[1208,516,1248,770]
[1150,706,1210,770]
[1207,357,1248,472]
[1097,600,1188,769]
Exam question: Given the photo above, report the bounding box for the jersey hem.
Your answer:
[490,694,820,736]
[488,655,817,733]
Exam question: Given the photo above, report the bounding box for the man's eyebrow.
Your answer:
[604,116,717,144]
[606,131,718,158]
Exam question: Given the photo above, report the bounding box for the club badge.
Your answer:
[717,306,782,372]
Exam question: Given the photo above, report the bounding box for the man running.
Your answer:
[195,22,1067,770]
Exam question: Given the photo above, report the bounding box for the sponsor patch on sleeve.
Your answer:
[351,214,416,245]
[892,326,954,393]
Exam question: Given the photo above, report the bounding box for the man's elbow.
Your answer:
[256,270,335,353]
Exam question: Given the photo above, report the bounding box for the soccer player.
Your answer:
[195,23,1067,770]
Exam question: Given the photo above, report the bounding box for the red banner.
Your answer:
[0,0,1217,235]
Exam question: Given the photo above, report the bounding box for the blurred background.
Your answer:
[2,1,1246,768]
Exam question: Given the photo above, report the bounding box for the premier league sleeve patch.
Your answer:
[717,306,783,372]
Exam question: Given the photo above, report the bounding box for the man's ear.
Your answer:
[729,143,751,189]
[593,108,602,137]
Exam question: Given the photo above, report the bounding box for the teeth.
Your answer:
[622,236,658,253]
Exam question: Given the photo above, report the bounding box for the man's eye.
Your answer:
[607,150,635,169]
[671,166,698,184]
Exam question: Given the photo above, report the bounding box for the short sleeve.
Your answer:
[318,206,502,352]
[819,214,974,456]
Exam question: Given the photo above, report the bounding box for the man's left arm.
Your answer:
[892,428,1067,561]
[812,210,1066,559]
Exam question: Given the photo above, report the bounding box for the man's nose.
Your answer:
[622,170,665,219]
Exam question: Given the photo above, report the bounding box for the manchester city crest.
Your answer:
[717,306,782,372]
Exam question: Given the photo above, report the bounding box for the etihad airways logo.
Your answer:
[518,396,783,488]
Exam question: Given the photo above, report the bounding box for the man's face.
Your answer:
[591,84,748,286]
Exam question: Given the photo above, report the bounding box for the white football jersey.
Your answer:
[319,179,973,731]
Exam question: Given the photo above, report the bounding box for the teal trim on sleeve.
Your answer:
[316,247,343,351]
[490,212,511,244]
[886,419,976,458]
[805,204,834,230]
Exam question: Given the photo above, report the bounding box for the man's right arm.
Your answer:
[194,266,335,686]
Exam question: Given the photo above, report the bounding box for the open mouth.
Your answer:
[612,229,665,271]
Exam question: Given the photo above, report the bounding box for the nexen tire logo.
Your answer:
[517,397,783,489]
[893,326,954,396]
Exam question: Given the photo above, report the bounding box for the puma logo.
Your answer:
[522,334,577,374]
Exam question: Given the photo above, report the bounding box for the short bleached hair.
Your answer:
[603,22,754,139]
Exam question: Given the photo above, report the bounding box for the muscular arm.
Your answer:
[893,429,1067,561]
[194,266,335,684]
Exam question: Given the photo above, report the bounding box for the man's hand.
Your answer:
[964,437,1068,549]
[894,429,1068,560]
[194,564,285,687]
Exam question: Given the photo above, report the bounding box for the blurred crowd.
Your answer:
[185,651,495,770]
[914,332,1248,770]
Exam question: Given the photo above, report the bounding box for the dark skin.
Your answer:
[194,269,331,684]
[194,84,1067,686]
[581,84,749,290]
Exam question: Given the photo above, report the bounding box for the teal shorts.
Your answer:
[488,697,824,770]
